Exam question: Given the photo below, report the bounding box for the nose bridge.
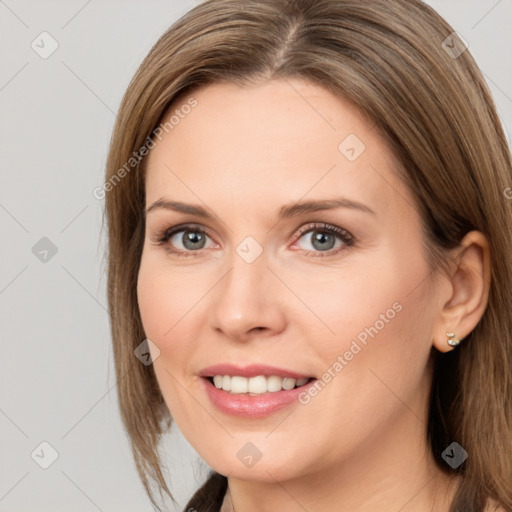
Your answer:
[208,240,285,339]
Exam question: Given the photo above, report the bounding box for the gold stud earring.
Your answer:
[446,332,460,347]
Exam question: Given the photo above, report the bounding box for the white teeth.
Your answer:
[248,375,267,394]
[221,375,231,391]
[282,377,296,390]
[210,375,311,394]
[231,376,248,393]
[267,375,283,392]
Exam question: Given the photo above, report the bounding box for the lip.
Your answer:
[201,376,317,418]
[198,363,315,380]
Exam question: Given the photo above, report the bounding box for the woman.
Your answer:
[102,0,512,510]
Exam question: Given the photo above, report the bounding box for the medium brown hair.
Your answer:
[103,0,512,510]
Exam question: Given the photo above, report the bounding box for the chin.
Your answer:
[202,444,310,483]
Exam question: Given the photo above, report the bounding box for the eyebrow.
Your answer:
[145,197,376,218]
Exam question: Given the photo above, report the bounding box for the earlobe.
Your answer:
[432,230,491,353]
[433,330,463,354]
[446,332,460,347]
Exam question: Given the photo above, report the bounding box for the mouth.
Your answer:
[201,374,317,417]
[198,364,318,417]
[204,375,316,396]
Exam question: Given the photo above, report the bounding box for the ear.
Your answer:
[432,231,491,353]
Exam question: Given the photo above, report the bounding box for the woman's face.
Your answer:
[137,78,445,482]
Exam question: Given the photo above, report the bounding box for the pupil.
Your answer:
[183,231,205,250]
[312,231,334,251]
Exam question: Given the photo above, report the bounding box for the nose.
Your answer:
[208,250,287,342]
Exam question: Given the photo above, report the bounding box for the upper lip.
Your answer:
[199,364,315,380]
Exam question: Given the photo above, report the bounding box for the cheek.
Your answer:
[317,232,434,354]
[285,256,408,357]
[285,250,435,467]
[306,240,435,390]
[137,262,198,419]
[136,254,211,385]
[318,246,435,414]
[136,253,207,342]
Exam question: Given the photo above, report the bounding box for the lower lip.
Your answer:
[201,377,316,418]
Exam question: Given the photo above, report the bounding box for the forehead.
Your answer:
[144,79,416,222]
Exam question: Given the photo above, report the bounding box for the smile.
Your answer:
[201,375,317,418]
[209,374,312,395]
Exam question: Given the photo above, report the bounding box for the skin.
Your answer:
[137,78,491,512]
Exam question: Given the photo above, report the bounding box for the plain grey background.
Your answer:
[1,1,511,511]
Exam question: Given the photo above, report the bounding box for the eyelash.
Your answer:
[152,222,355,258]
